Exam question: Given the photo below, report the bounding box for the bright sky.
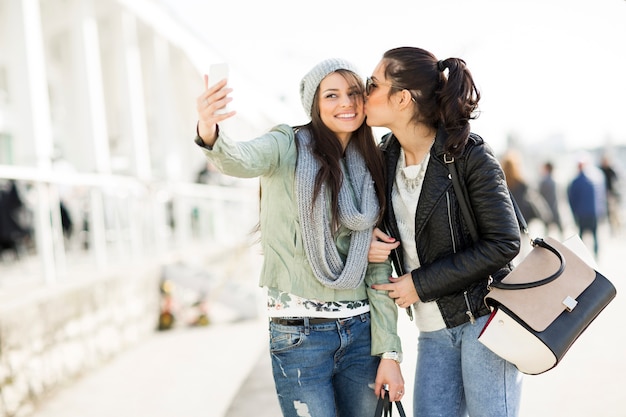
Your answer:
[163,0,626,155]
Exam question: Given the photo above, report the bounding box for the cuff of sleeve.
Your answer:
[411,268,427,301]
[194,123,219,150]
[380,351,403,364]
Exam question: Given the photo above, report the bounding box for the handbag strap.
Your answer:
[444,154,529,242]
[375,390,407,417]
[490,237,566,290]
[443,156,566,290]
[445,154,479,242]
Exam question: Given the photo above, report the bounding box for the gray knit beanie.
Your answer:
[299,58,360,118]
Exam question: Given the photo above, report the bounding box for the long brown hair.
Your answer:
[296,69,386,227]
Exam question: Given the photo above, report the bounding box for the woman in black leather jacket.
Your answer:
[365,47,523,416]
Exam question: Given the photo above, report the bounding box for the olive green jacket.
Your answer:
[195,124,401,355]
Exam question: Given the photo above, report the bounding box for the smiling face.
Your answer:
[316,72,365,144]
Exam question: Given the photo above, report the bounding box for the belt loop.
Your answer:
[360,313,368,323]
[304,317,310,335]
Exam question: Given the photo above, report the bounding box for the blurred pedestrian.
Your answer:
[501,150,552,239]
[538,161,563,237]
[193,58,404,416]
[568,158,605,257]
[364,46,523,417]
[0,180,31,259]
[599,154,621,234]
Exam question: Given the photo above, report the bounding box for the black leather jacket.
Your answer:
[380,128,521,328]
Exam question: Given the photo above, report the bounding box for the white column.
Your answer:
[77,0,111,175]
[21,0,53,169]
[20,0,58,284]
[71,0,110,266]
[120,10,151,180]
[150,34,179,180]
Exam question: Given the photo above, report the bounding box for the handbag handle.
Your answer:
[374,390,407,417]
[443,156,567,290]
[489,238,566,290]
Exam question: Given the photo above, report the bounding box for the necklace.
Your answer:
[398,139,435,193]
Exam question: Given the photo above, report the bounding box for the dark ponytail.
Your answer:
[383,47,480,157]
[437,57,480,156]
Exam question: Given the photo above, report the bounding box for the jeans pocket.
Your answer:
[269,324,306,353]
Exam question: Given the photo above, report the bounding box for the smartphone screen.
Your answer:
[208,63,229,114]
[209,63,229,85]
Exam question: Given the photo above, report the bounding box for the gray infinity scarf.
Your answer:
[295,128,379,289]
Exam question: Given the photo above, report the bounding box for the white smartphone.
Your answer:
[209,63,229,115]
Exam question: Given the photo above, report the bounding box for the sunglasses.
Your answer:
[365,77,405,95]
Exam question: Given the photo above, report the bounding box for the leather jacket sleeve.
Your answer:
[412,139,521,301]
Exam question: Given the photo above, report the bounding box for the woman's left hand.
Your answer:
[372,273,419,308]
[368,227,400,263]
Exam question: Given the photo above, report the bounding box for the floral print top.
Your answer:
[267,287,370,318]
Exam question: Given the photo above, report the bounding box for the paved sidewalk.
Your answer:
[223,348,280,417]
[30,320,269,417]
[30,232,625,417]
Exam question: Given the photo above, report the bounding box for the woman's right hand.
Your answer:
[195,75,236,147]
[375,360,405,402]
[368,227,400,263]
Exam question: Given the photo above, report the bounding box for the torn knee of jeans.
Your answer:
[293,400,311,417]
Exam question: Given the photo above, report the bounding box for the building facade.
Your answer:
[0,0,278,282]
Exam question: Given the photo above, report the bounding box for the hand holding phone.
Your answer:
[208,63,229,115]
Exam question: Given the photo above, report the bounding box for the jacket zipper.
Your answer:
[383,221,413,321]
[446,192,457,253]
[463,291,476,324]
[449,191,476,324]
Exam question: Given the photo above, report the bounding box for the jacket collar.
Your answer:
[379,127,452,243]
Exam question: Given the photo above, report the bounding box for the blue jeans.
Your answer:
[269,313,379,417]
[414,315,522,417]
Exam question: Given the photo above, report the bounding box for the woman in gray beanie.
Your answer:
[194,58,404,416]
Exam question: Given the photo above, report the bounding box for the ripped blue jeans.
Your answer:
[269,313,379,417]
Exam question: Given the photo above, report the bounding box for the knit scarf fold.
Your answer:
[295,128,379,290]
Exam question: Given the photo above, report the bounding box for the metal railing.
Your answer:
[0,164,258,285]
